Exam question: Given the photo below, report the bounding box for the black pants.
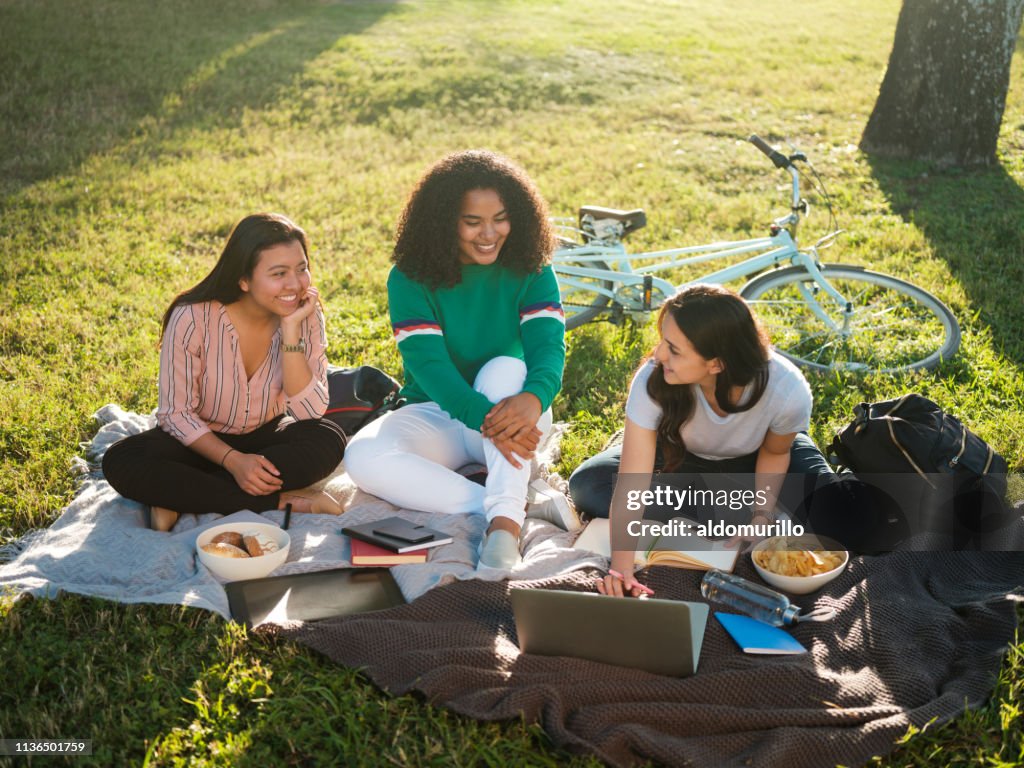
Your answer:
[102,416,346,516]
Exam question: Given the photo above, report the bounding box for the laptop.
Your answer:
[225,567,405,628]
[510,588,709,677]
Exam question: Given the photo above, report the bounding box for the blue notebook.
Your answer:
[715,612,807,655]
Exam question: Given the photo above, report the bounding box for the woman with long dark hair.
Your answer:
[344,150,573,570]
[568,284,836,597]
[103,213,346,531]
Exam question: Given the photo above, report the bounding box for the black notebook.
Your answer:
[225,567,405,627]
[341,516,454,553]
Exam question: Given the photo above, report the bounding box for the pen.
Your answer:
[608,568,655,596]
[282,502,292,531]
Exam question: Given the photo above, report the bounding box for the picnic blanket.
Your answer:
[4,406,1022,767]
[273,529,1024,768]
[0,405,603,618]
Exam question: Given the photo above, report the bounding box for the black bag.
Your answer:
[828,393,1009,545]
[828,394,1007,487]
[324,365,402,436]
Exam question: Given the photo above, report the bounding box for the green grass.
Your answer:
[1,0,1022,764]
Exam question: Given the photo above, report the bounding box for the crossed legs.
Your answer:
[103,416,346,526]
[345,357,553,530]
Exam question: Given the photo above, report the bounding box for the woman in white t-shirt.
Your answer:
[567,284,837,598]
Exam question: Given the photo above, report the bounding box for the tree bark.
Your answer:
[861,0,1024,168]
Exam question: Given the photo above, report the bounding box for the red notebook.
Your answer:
[350,537,428,566]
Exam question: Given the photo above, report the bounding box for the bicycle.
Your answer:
[551,135,961,373]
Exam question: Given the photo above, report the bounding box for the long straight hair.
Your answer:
[160,213,309,341]
[646,284,770,470]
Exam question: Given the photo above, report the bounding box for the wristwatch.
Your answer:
[282,340,306,353]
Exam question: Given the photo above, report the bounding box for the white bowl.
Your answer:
[751,534,849,595]
[196,522,290,582]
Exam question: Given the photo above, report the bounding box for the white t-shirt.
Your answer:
[624,351,812,460]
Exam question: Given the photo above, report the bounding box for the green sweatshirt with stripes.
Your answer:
[388,263,566,431]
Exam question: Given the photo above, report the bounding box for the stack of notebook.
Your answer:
[350,538,429,565]
[342,516,453,567]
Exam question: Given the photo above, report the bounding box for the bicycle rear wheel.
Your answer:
[740,264,960,373]
[553,251,614,330]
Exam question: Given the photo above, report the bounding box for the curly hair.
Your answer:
[646,284,771,471]
[392,150,554,290]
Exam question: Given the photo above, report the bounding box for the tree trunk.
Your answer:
[861,0,1024,168]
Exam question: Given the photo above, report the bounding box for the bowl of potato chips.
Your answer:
[751,535,848,594]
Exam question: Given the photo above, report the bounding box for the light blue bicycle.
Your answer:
[552,135,961,373]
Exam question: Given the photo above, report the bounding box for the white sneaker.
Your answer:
[477,529,522,569]
[525,478,581,531]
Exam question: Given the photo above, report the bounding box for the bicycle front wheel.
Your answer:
[553,255,614,330]
[740,264,961,373]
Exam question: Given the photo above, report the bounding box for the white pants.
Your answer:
[344,357,552,526]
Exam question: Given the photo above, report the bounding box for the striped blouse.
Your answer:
[156,300,330,446]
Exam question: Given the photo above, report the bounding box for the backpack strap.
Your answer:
[861,394,936,485]
[883,417,934,486]
[983,445,995,474]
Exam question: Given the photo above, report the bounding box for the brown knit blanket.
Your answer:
[271,527,1024,768]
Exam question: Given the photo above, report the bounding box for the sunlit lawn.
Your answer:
[1,0,1022,764]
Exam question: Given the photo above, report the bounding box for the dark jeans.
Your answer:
[102,416,346,516]
[568,433,905,554]
[568,432,830,518]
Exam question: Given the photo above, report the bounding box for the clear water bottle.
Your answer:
[700,569,800,626]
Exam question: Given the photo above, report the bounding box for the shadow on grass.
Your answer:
[866,156,1024,367]
[0,0,399,196]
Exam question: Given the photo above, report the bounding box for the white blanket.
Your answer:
[0,405,606,619]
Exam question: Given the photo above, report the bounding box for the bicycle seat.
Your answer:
[579,206,647,238]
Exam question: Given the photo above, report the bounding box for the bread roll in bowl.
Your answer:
[196,522,290,581]
[211,531,245,549]
[202,541,249,559]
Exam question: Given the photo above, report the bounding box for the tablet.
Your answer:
[225,567,405,627]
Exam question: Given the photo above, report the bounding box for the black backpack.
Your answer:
[324,365,403,436]
[828,393,1010,545]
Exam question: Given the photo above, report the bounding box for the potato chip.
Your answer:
[753,544,844,577]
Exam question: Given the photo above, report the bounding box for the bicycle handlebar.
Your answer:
[749,134,803,217]
[748,134,791,170]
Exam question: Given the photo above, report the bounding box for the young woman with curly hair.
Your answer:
[102,213,347,531]
[344,150,571,569]
[568,284,840,597]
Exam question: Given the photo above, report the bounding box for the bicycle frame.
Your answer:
[553,136,961,372]
[555,230,788,295]
[554,155,856,332]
